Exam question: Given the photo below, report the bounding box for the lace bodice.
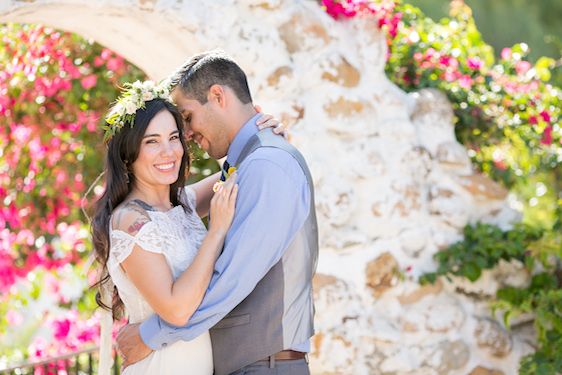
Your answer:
[107,187,207,323]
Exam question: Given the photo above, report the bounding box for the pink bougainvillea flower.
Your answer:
[28,337,47,360]
[0,254,18,292]
[100,48,112,60]
[11,124,33,145]
[80,74,97,90]
[515,61,531,76]
[107,57,124,72]
[467,57,483,71]
[501,47,512,60]
[458,75,473,89]
[541,125,553,146]
[539,110,551,123]
[443,69,461,82]
[93,56,104,67]
[52,318,71,341]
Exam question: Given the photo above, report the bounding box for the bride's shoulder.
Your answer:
[111,200,154,236]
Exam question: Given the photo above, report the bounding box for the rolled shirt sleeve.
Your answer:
[139,148,310,349]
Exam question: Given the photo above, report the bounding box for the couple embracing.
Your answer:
[91,51,319,375]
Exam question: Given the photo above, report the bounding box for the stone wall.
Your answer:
[0,1,532,373]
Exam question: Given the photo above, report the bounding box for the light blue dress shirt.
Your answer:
[139,113,311,352]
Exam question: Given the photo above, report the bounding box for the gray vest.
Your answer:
[209,129,319,375]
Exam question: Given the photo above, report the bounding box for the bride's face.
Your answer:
[131,109,184,189]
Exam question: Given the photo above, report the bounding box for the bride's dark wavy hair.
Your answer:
[91,98,190,319]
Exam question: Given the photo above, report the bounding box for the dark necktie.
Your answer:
[210,160,231,223]
[220,160,231,182]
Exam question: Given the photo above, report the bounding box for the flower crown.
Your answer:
[103,80,171,141]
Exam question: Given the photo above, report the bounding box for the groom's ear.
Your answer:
[207,84,227,108]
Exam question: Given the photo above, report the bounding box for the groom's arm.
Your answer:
[139,149,310,350]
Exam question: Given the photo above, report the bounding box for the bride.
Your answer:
[91,80,283,374]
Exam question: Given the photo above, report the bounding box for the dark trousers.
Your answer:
[229,359,310,375]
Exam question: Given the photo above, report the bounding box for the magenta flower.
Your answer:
[53,318,71,340]
[28,337,47,360]
[541,125,553,146]
[321,0,398,39]
[467,57,483,70]
[439,55,451,66]
[539,110,551,123]
[529,116,538,125]
[0,252,17,293]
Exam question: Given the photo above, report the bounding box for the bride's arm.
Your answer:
[119,176,238,326]
[189,172,220,218]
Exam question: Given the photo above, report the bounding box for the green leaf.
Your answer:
[419,273,437,285]
[461,261,482,282]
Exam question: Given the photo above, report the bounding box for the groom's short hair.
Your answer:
[171,51,253,105]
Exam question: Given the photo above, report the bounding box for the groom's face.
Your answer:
[171,88,229,159]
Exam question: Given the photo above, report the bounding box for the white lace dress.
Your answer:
[101,188,213,375]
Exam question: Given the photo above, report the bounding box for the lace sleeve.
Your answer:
[108,221,165,274]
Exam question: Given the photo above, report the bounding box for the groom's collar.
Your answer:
[226,113,261,166]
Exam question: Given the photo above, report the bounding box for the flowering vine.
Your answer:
[0,23,145,366]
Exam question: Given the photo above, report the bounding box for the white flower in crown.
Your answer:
[142,90,155,101]
[113,102,125,116]
[124,99,137,115]
[103,79,173,141]
[142,81,156,90]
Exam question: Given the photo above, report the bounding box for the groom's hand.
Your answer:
[116,323,153,369]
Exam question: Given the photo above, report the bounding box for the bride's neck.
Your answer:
[129,182,172,211]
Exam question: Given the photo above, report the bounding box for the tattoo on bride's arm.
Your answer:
[127,217,148,235]
[111,202,152,235]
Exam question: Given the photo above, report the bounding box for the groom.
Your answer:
[116,51,319,375]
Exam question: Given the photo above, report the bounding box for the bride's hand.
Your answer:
[254,105,289,139]
[208,173,238,236]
